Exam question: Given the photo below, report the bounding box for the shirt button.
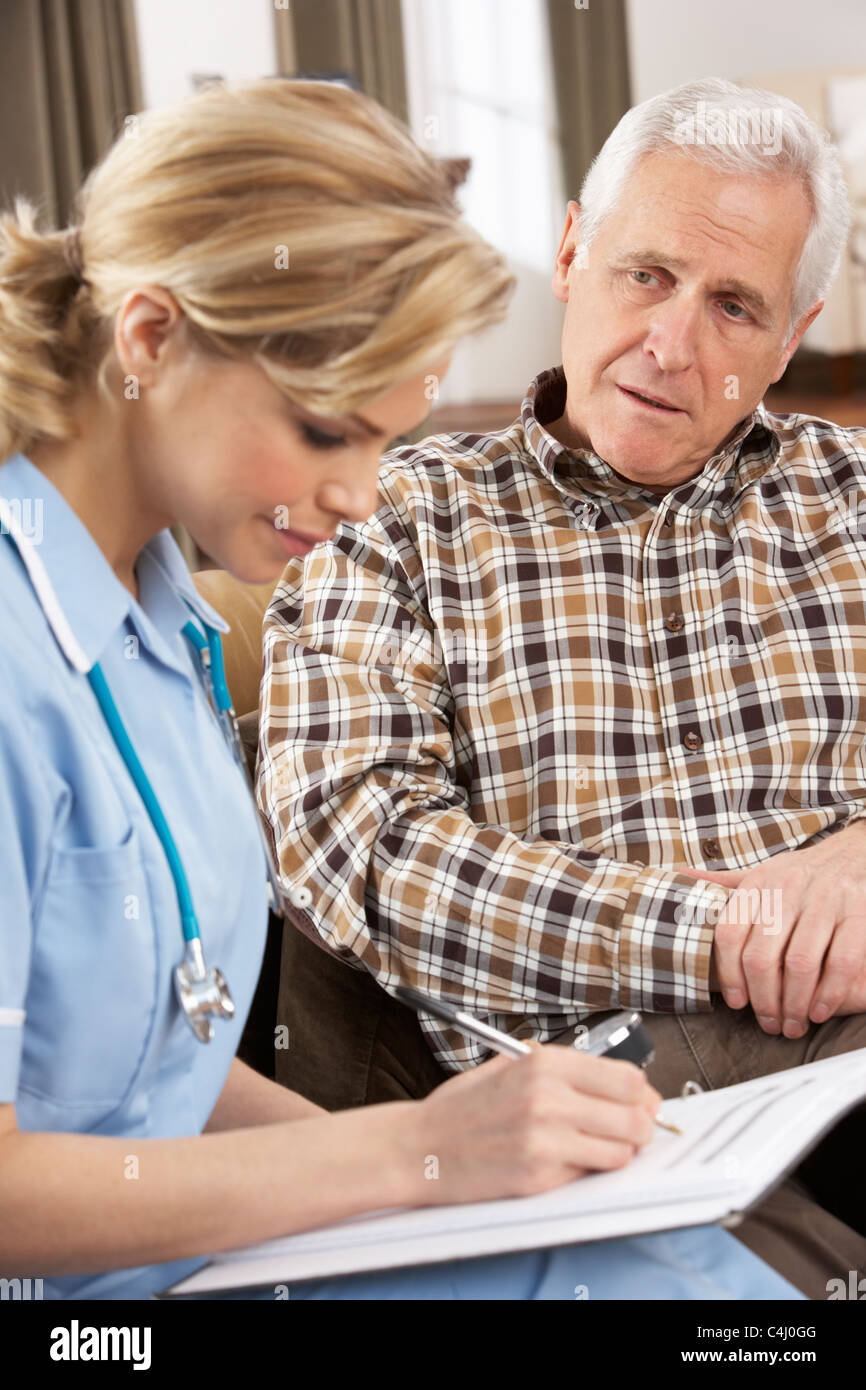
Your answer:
[683,730,702,752]
[665,612,685,633]
[701,838,721,860]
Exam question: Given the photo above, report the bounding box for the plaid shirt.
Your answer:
[257,364,866,1072]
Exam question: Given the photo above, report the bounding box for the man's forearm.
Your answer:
[203,1056,327,1132]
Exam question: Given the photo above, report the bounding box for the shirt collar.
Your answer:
[520,365,782,507]
[0,453,227,673]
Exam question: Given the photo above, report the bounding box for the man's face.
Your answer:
[549,149,821,494]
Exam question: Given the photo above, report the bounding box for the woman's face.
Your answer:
[118,291,450,582]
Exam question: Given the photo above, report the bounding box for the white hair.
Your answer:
[577,76,851,339]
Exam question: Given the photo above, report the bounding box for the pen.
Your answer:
[394,985,681,1135]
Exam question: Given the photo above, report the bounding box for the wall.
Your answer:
[625,0,866,104]
[133,0,276,111]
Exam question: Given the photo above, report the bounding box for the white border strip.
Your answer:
[0,495,90,674]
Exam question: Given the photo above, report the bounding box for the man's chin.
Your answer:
[608,461,677,490]
[594,442,678,490]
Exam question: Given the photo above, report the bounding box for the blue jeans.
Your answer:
[188,1225,806,1300]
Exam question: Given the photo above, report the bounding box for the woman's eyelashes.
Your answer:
[300,421,348,451]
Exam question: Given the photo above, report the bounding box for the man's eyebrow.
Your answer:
[609,248,773,320]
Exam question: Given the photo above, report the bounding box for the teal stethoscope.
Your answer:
[88,618,287,1043]
[0,497,311,1044]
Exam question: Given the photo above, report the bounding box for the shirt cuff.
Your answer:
[0,1007,25,1102]
[621,873,729,1011]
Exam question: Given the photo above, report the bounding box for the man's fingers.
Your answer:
[734,884,795,1028]
[807,912,866,1025]
[779,911,836,1035]
[674,866,745,887]
[712,887,755,1008]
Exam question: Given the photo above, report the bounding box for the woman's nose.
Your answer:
[321,466,382,528]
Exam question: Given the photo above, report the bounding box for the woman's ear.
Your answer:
[113,286,186,386]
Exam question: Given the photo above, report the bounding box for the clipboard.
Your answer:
[159,1046,866,1297]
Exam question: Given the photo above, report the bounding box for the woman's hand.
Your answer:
[408,1045,662,1207]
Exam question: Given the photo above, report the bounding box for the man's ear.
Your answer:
[768,299,823,384]
[552,200,582,303]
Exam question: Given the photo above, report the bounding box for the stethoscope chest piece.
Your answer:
[174,939,235,1044]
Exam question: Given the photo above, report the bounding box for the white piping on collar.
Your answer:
[0,494,91,674]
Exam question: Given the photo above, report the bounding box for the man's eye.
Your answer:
[630,270,657,286]
[300,422,348,450]
[721,301,749,320]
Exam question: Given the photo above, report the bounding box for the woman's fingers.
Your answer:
[514,1049,660,1146]
[544,1046,659,1106]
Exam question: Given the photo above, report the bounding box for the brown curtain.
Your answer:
[0,0,142,226]
[273,0,408,125]
[546,0,631,202]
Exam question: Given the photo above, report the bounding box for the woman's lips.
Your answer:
[269,522,330,557]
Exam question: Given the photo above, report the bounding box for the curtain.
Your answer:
[545,0,632,202]
[273,0,408,124]
[0,5,206,561]
[0,0,142,226]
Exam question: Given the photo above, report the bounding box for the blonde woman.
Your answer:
[0,77,801,1301]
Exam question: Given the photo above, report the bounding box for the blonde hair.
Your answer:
[0,78,515,461]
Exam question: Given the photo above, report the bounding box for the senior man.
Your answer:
[256,77,866,1297]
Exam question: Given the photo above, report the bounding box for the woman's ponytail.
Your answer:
[0,198,110,459]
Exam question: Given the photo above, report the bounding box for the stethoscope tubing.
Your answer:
[87,653,206,945]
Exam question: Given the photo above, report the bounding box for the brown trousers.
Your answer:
[240,919,866,1301]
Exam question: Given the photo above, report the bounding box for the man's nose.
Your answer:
[642,294,701,374]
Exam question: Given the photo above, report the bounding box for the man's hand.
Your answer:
[672,822,866,1037]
